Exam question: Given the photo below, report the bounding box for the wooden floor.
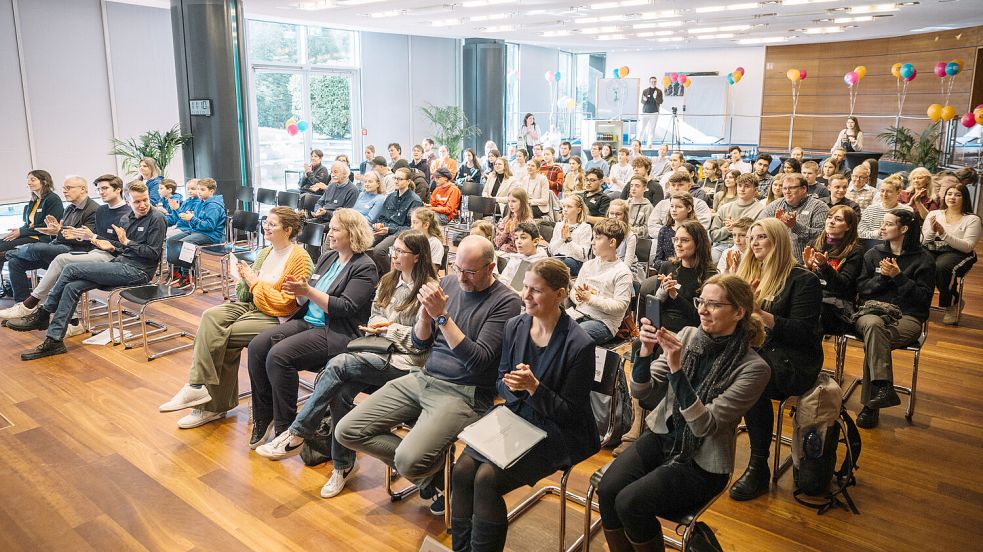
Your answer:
[1,255,981,552]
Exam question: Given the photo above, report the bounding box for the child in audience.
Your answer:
[494,188,533,253]
[607,199,638,276]
[568,218,633,345]
[710,173,762,263]
[716,217,753,274]
[498,222,548,287]
[584,142,610,178]
[165,179,200,238]
[626,177,653,239]
[563,156,586,196]
[410,207,445,268]
[823,174,861,216]
[653,192,696,268]
[470,220,495,242]
[608,148,634,195]
[427,168,461,224]
[548,195,591,276]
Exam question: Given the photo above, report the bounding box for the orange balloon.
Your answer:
[927,104,943,122]
[953,59,965,72]
[620,66,630,77]
[940,105,957,122]
[683,78,692,87]
[891,63,902,78]
[786,68,801,81]
[854,66,867,79]
[732,71,743,83]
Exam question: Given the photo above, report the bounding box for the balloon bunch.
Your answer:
[555,96,577,112]
[662,72,691,88]
[284,117,309,136]
[612,66,630,78]
[934,59,964,106]
[890,63,917,121]
[960,105,983,129]
[786,68,807,82]
[843,65,867,115]
[543,70,561,82]
[785,68,807,151]
[926,104,957,123]
[726,67,745,85]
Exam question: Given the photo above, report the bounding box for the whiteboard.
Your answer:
[596,78,640,120]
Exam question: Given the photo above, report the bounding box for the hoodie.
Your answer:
[183,195,227,244]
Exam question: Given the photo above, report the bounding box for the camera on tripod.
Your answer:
[671,106,678,115]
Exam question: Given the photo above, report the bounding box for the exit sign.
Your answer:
[190,99,212,116]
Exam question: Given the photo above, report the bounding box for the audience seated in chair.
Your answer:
[484,157,515,202]
[299,149,330,195]
[625,177,653,240]
[647,173,712,241]
[760,173,830,264]
[581,168,612,225]
[11,182,167,361]
[845,163,876,210]
[163,179,199,237]
[608,200,639,277]
[0,170,66,284]
[309,161,359,224]
[801,161,830,199]
[452,258,600,551]
[652,192,697,269]
[159,207,314,429]
[822,174,861,217]
[752,154,775,198]
[371,167,423,274]
[715,217,753,275]
[494,188,534,254]
[428,168,461,225]
[410,207,446,268]
[335,236,521,516]
[498,222,548,287]
[353,172,387,222]
[802,205,864,336]
[568,219,633,345]
[548,195,591,276]
[898,167,938,219]
[921,183,980,324]
[710,173,763,264]
[165,177,228,286]
[598,274,769,551]
[712,169,740,211]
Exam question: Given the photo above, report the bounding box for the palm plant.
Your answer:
[876,123,942,171]
[109,124,191,177]
[419,103,480,159]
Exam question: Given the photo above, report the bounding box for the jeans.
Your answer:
[579,318,614,345]
[289,352,408,470]
[5,242,72,302]
[557,256,583,277]
[371,234,398,274]
[43,261,149,340]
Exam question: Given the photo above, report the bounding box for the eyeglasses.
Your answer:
[748,233,768,243]
[693,298,734,311]
[453,264,483,277]
[672,236,692,245]
[782,185,804,192]
[388,246,411,257]
[262,221,280,228]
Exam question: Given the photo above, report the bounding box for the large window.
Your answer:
[505,42,520,151]
[247,20,359,191]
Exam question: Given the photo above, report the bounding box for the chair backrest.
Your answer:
[635,237,653,263]
[440,244,449,273]
[538,221,554,243]
[300,193,320,213]
[858,238,879,253]
[278,191,301,209]
[592,347,623,396]
[236,186,254,205]
[468,195,497,217]
[297,222,326,248]
[256,187,278,205]
[461,181,482,197]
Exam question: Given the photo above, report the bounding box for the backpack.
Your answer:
[685,521,724,552]
[299,414,334,467]
[590,361,634,447]
[791,374,862,514]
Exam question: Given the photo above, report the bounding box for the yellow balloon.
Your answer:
[927,104,943,122]
[683,78,692,87]
[662,76,672,88]
[891,63,902,78]
[786,68,801,81]
[940,105,957,122]
[976,112,983,126]
[565,98,576,110]
[854,66,867,79]
[953,59,965,72]
[733,72,743,83]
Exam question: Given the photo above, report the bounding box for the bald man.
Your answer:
[336,236,521,513]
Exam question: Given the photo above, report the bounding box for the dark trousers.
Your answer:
[597,432,729,543]
[930,250,971,307]
[1,236,39,279]
[371,234,398,275]
[742,374,787,458]
[246,319,342,434]
[5,242,72,301]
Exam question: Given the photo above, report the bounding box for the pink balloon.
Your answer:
[799,69,807,80]
[961,112,977,128]
[934,61,947,77]
[677,73,687,83]
[287,124,299,136]
[905,68,917,81]
[670,72,679,82]
[844,71,859,86]
[736,66,745,75]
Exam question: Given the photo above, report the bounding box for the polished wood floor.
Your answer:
[0,253,981,552]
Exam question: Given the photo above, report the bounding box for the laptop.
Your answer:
[509,260,532,293]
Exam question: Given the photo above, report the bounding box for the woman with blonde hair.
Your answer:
[410,206,445,267]
[563,156,587,196]
[898,167,939,219]
[729,218,823,501]
[494,188,533,253]
[483,157,514,201]
[161,207,314,429]
[599,274,769,550]
[138,157,164,204]
[353,172,387,222]
[245,208,380,447]
[548,194,591,276]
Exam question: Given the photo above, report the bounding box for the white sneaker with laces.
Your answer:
[320,462,359,498]
[0,302,37,320]
[255,430,304,460]
[159,384,212,412]
[176,408,225,429]
[65,323,86,338]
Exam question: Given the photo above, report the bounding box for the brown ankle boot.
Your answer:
[604,527,634,552]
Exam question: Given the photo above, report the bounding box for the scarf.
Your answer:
[668,326,749,464]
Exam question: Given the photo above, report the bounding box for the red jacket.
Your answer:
[429,183,462,220]
[541,163,564,196]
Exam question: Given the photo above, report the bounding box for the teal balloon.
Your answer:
[899,63,914,79]
[945,62,959,76]
[554,71,561,81]
[613,68,620,78]
[727,73,735,85]
[297,120,310,132]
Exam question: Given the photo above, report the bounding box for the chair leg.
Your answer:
[905,350,919,421]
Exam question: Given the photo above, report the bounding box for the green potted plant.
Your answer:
[109,124,192,177]
[419,103,480,159]
[876,123,942,171]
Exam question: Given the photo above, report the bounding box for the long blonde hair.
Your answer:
[736,218,796,307]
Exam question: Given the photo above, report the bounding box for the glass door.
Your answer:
[252,69,306,191]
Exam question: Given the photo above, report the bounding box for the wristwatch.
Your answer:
[436,312,449,327]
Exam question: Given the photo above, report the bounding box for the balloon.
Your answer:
[906,68,917,81]
[891,63,902,78]
[286,124,299,136]
[934,61,947,77]
[844,72,858,86]
[940,105,957,121]
[619,66,629,77]
[736,66,745,75]
[927,104,943,122]
[953,59,965,72]
[284,118,297,129]
[799,69,807,80]
[662,76,672,88]
[961,112,977,128]
[545,71,555,82]
[900,63,915,80]
[565,98,576,110]
[683,78,692,87]
[555,71,562,81]
[613,68,620,78]
[296,120,309,132]
[727,73,735,85]
[977,112,983,126]
[670,72,679,82]
[676,73,687,84]
[854,66,867,79]
[733,71,743,83]
[786,68,799,81]
[945,62,959,76]
[556,97,567,109]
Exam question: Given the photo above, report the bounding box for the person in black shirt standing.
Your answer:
[638,77,663,148]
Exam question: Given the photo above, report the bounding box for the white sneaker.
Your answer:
[65,323,86,338]
[320,462,359,498]
[176,408,225,429]
[159,384,212,412]
[255,430,304,460]
[0,302,37,320]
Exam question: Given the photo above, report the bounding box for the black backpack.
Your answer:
[793,407,862,515]
[590,364,634,447]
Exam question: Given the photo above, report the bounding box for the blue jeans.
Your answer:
[167,231,214,275]
[557,256,583,277]
[289,352,408,470]
[5,242,72,302]
[43,261,149,340]
[579,318,614,345]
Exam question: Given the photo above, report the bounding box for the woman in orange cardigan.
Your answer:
[160,207,314,429]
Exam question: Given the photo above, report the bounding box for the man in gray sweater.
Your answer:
[759,173,829,262]
[336,236,521,514]
[311,161,359,223]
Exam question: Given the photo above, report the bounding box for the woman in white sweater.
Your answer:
[568,218,634,345]
[548,195,592,276]
[921,183,981,323]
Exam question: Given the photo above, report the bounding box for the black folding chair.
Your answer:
[277,191,301,209]
[297,222,326,259]
[300,193,320,214]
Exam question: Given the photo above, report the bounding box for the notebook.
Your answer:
[458,406,547,470]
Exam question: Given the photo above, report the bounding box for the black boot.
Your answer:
[629,535,666,552]
[450,516,473,552]
[470,518,508,552]
[21,337,67,361]
[7,307,50,332]
[856,406,880,429]
[604,527,634,552]
[729,454,770,501]
[867,381,901,409]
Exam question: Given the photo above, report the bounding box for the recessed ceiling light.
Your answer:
[596,33,628,40]
[368,9,400,17]
[800,26,846,33]
[541,30,572,37]
[656,36,684,42]
[832,15,875,22]
[839,3,900,14]
[782,0,838,5]
[335,0,384,5]
[696,3,758,13]
[737,35,793,44]
[638,10,680,19]
[470,13,510,22]
[479,24,515,32]
[633,20,683,29]
[432,18,461,26]
[590,0,649,9]
[697,33,736,39]
[462,0,517,7]
[689,24,751,33]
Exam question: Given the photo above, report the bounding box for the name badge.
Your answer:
[333,199,338,204]
[801,211,810,215]
[137,227,144,231]
[312,274,322,280]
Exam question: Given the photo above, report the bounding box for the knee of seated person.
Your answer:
[856,314,884,332]
[333,413,362,446]
[613,488,648,523]
[393,446,436,479]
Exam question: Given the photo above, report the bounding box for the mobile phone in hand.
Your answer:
[645,294,661,330]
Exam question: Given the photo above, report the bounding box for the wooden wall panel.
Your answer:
[759,26,983,152]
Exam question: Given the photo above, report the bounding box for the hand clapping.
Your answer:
[280,274,308,295]
[879,257,900,278]
[503,363,539,394]
[417,282,449,320]
[111,224,128,245]
[658,273,679,299]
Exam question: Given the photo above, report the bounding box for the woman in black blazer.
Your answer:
[451,258,599,552]
[1,170,65,286]
[246,209,379,441]
[803,204,864,336]
[730,218,823,501]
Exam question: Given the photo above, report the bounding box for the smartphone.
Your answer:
[645,294,661,330]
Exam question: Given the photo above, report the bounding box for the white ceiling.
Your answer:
[236,0,983,51]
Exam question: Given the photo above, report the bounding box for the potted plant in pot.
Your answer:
[419,103,480,159]
[876,123,942,172]
[109,124,192,177]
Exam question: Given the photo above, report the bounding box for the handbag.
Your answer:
[347,335,396,354]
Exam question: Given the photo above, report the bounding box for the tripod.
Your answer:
[660,108,682,151]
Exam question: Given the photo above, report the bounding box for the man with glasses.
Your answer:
[760,173,829,262]
[371,167,423,273]
[337,235,521,515]
[844,162,876,210]
[1,175,109,327]
[581,168,612,225]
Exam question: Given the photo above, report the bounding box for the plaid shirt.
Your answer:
[541,163,564,196]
